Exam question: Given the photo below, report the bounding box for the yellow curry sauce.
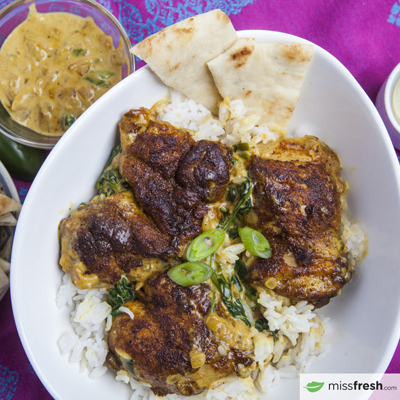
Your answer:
[0,5,125,136]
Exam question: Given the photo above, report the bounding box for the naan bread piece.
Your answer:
[0,258,10,274]
[0,213,17,226]
[207,38,314,134]
[0,267,9,295]
[0,194,21,215]
[130,10,237,115]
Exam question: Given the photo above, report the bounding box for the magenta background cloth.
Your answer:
[1,0,400,399]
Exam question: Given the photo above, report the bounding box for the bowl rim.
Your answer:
[0,0,136,149]
[384,62,400,134]
[10,28,400,400]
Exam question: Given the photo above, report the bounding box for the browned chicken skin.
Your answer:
[120,108,232,246]
[59,190,170,288]
[59,108,353,396]
[59,108,233,288]
[120,109,195,180]
[107,274,253,396]
[121,156,207,241]
[246,136,351,307]
[176,140,233,203]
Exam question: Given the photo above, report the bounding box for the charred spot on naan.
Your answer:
[279,43,313,64]
[208,37,314,133]
[230,44,255,68]
[130,9,238,114]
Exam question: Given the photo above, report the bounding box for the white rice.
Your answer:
[156,91,279,146]
[57,92,365,399]
[119,306,135,320]
[341,213,367,267]
[57,273,329,399]
[57,273,110,379]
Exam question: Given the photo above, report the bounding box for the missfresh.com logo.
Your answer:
[303,381,324,393]
[300,374,400,400]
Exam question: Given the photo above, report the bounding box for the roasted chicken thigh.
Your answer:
[59,107,354,397]
[120,108,232,242]
[246,136,351,307]
[107,274,253,396]
[59,190,171,288]
[58,108,233,288]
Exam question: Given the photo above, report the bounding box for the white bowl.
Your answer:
[375,62,400,149]
[10,30,400,400]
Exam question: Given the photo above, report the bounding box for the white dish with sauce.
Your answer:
[0,0,134,149]
[376,62,400,150]
[11,30,400,400]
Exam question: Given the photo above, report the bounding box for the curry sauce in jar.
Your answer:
[0,4,127,136]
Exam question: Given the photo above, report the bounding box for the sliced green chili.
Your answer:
[238,227,271,259]
[237,142,250,151]
[238,151,250,160]
[168,262,213,286]
[186,229,225,261]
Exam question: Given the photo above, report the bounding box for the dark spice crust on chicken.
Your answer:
[176,140,233,203]
[120,156,207,242]
[119,108,232,243]
[107,274,253,396]
[59,191,170,287]
[246,136,351,307]
[59,108,232,288]
[121,109,195,180]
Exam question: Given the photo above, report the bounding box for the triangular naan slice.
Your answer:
[0,266,9,291]
[0,284,9,301]
[207,38,314,134]
[0,194,21,215]
[0,213,17,226]
[0,257,10,274]
[130,9,238,115]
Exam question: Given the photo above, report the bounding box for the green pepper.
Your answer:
[168,262,213,286]
[237,142,250,151]
[0,133,46,181]
[186,229,225,262]
[238,151,250,160]
[238,227,271,259]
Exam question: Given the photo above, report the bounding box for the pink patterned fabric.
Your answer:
[0,0,399,398]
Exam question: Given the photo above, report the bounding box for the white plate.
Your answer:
[11,30,400,400]
[0,159,20,301]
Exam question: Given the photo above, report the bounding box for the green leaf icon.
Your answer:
[303,381,325,393]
